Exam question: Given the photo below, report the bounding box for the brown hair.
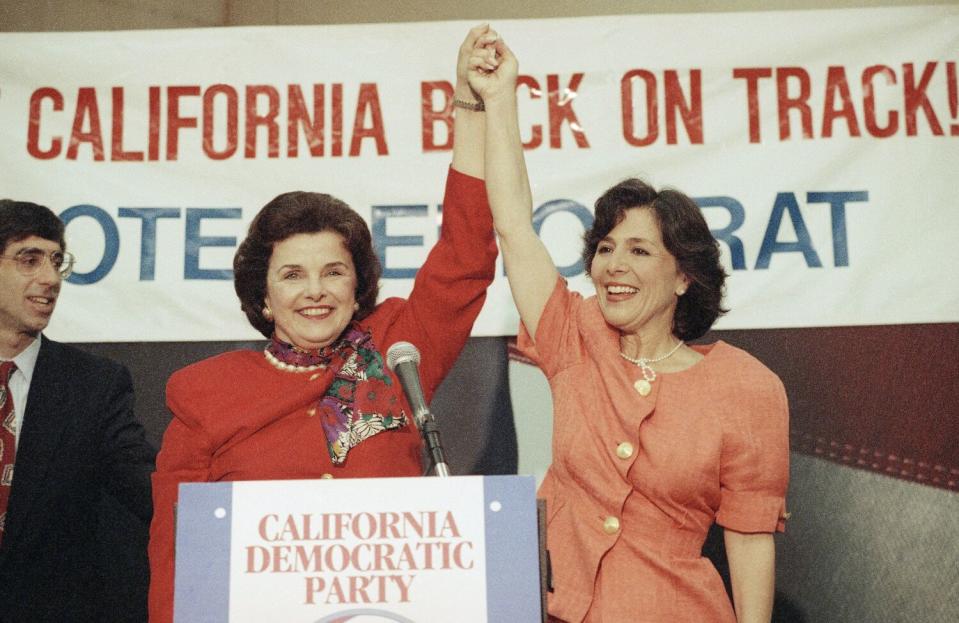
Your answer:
[234,191,381,338]
[582,179,727,340]
[0,200,65,254]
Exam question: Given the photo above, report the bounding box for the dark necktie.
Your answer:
[0,361,17,541]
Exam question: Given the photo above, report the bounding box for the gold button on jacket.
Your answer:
[603,516,620,534]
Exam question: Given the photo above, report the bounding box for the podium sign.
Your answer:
[174,475,541,622]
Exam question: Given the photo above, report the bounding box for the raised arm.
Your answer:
[451,24,495,178]
[469,37,558,337]
[376,27,498,398]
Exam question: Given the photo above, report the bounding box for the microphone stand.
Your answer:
[417,412,450,478]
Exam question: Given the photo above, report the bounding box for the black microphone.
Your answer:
[386,341,450,477]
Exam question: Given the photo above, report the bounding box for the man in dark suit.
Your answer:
[0,200,156,622]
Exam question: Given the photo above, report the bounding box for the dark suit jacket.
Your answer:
[0,337,156,623]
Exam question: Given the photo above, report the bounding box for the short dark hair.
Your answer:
[582,179,727,341]
[234,191,381,338]
[0,200,66,254]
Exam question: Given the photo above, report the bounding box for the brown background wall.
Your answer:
[3,0,956,31]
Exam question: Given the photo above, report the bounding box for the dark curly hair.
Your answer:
[582,179,727,341]
[234,191,381,338]
[0,200,65,254]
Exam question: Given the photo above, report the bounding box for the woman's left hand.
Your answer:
[451,25,497,176]
[467,36,517,106]
[457,24,498,89]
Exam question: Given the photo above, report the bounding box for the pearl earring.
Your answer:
[263,306,274,321]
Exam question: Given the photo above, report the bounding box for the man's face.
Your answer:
[0,235,63,339]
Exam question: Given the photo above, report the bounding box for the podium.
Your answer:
[173,475,543,622]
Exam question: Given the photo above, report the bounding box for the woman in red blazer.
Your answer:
[148,25,500,623]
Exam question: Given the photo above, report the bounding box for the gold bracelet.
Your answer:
[453,98,485,112]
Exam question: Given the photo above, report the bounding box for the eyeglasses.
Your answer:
[0,248,76,278]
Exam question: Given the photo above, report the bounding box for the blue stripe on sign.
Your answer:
[173,482,233,623]
[483,475,542,622]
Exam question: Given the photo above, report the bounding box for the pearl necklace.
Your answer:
[264,348,325,373]
[620,339,684,396]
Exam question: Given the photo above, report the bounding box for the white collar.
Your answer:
[6,335,42,385]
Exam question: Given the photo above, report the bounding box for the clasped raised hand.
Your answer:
[465,27,517,106]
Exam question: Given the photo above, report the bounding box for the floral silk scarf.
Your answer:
[266,323,407,464]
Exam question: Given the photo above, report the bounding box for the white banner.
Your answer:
[1,6,957,342]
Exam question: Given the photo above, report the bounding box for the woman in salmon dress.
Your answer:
[469,34,789,622]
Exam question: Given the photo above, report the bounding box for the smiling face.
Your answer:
[263,231,358,351]
[589,207,689,338]
[0,235,63,355]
